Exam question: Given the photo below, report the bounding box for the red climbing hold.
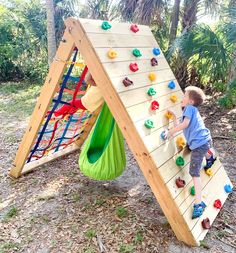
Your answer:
[176,177,186,188]
[130,24,139,33]
[151,57,158,66]
[213,199,222,209]
[151,100,159,110]
[129,63,139,72]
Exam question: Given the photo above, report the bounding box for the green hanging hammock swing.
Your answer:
[79,103,126,180]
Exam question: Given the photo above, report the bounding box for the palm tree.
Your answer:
[169,0,181,46]
[46,0,56,65]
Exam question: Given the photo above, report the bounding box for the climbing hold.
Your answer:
[190,186,195,196]
[148,72,156,81]
[153,47,161,56]
[176,137,186,149]
[213,199,222,209]
[176,177,186,188]
[132,49,142,57]
[165,111,173,120]
[201,218,211,229]
[151,101,159,110]
[107,49,117,59]
[147,87,156,96]
[224,184,233,193]
[101,21,112,30]
[205,168,214,176]
[151,57,158,66]
[123,77,133,87]
[144,119,154,129]
[129,63,139,72]
[168,81,176,89]
[176,156,185,166]
[130,24,139,33]
[160,130,168,140]
[170,95,178,103]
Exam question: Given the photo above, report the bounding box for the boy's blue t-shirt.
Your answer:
[182,105,211,150]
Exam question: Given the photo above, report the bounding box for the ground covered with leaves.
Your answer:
[0,82,235,253]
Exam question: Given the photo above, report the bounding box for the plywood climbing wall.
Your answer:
[10,18,233,246]
[64,18,232,246]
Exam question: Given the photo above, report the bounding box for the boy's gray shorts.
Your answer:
[189,140,212,177]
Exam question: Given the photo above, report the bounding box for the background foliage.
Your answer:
[0,0,235,108]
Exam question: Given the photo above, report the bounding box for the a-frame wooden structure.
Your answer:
[9,18,233,246]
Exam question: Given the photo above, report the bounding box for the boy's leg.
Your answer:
[189,143,209,218]
[204,141,217,169]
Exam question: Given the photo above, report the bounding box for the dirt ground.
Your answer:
[0,84,235,253]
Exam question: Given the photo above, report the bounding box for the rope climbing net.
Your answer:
[26,48,92,164]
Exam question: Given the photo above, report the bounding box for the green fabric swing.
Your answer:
[79,103,126,180]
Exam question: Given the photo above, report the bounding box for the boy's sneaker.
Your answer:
[192,201,207,219]
[204,155,217,170]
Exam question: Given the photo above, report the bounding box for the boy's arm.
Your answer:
[168,117,190,137]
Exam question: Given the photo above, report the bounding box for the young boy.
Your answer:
[166,86,216,219]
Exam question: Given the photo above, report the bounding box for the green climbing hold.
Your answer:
[147,87,156,96]
[101,21,112,30]
[144,119,154,129]
[190,186,195,196]
[176,156,185,166]
[132,48,142,57]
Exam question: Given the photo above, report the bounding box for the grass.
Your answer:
[84,229,96,239]
[0,82,41,118]
[0,242,21,252]
[3,206,18,221]
[119,243,135,252]
[116,207,128,218]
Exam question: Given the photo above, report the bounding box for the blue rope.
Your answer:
[27,50,78,163]
[55,115,74,152]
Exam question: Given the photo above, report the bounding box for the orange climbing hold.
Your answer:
[170,94,178,103]
[176,137,186,149]
[165,111,173,120]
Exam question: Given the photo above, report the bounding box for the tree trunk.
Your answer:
[168,0,181,47]
[46,0,57,66]
[181,0,199,31]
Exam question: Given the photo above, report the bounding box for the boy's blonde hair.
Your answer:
[185,86,206,107]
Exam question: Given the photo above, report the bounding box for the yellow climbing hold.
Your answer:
[176,136,186,149]
[170,94,178,103]
[205,168,214,176]
[165,111,173,120]
[108,49,118,59]
[148,72,156,81]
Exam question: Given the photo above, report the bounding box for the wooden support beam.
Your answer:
[9,30,75,178]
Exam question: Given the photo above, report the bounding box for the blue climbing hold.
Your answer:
[153,47,160,56]
[160,130,167,140]
[168,81,176,89]
[224,184,233,193]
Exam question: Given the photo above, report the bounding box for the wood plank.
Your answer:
[159,148,191,184]
[150,132,186,168]
[9,30,76,178]
[182,166,231,233]
[80,18,153,36]
[168,159,221,203]
[95,47,164,63]
[21,143,80,175]
[196,174,233,243]
[126,90,183,122]
[128,100,182,124]
[103,58,170,78]
[176,159,222,211]
[119,80,181,108]
[112,69,177,93]
[87,32,158,48]
[65,17,198,245]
